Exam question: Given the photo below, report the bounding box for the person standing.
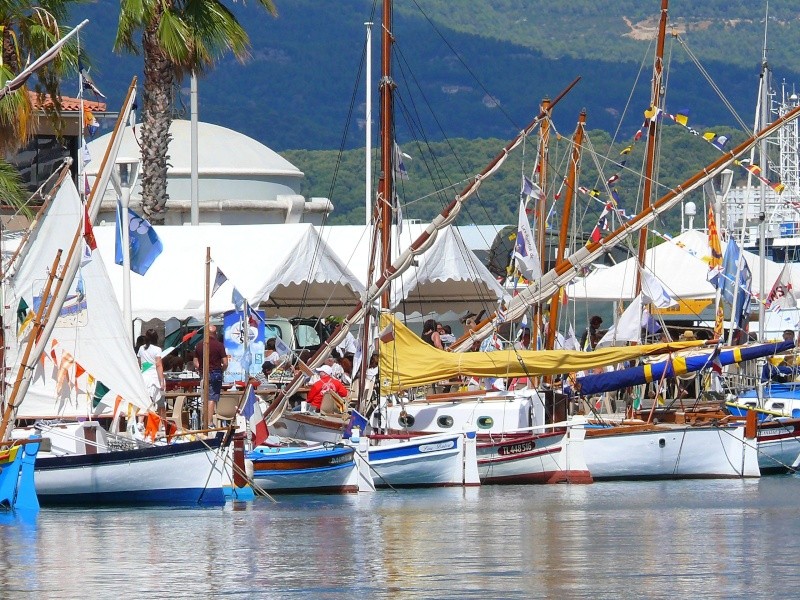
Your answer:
[580,316,603,351]
[137,329,167,427]
[194,324,229,422]
[421,319,443,349]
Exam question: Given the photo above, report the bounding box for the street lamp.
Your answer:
[111,157,140,346]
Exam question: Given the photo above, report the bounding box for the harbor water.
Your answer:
[2,477,799,599]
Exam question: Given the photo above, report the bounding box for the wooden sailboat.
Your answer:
[3,82,226,506]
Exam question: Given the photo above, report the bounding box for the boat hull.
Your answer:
[248,445,359,494]
[34,438,226,506]
[582,424,760,480]
[476,429,592,485]
[367,432,470,488]
[756,419,800,474]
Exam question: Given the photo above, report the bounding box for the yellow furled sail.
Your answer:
[378,314,706,393]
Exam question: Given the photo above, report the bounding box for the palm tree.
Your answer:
[115,0,277,222]
[1,0,77,213]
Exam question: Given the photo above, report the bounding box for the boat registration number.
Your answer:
[498,441,535,456]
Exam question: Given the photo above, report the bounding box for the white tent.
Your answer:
[320,223,508,315]
[93,223,365,320]
[568,229,796,303]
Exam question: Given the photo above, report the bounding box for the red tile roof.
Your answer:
[28,90,106,112]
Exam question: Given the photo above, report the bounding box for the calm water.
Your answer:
[2,477,799,599]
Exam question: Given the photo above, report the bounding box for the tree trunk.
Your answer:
[140,11,173,224]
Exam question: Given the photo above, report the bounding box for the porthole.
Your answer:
[659,438,666,448]
[398,413,416,428]
[477,416,494,430]
[437,415,454,428]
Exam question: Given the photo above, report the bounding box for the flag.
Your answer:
[766,263,797,311]
[79,56,106,99]
[675,109,689,126]
[394,142,410,180]
[84,108,99,137]
[92,380,111,409]
[231,287,245,312]
[620,145,633,155]
[771,181,786,194]
[641,271,677,308]
[212,268,228,296]
[720,239,752,329]
[707,205,723,286]
[114,203,163,275]
[714,303,725,339]
[83,205,97,252]
[343,409,369,439]
[513,199,542,280]
[145,412,161,442]
[273,335,292,357]
[521,175,542,199]
[81,141,91,166]
[703,131,729,150]
[241,386,268,447]
[16,298,33,339]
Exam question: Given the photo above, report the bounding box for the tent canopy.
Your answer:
[568,229,794,302]
[93,223,365,320]
[320,223,507,316]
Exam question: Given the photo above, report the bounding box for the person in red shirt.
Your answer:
[306,365,348,412]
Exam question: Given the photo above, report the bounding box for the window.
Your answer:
[398,413,415,428]
[477,416,494,429]
[437,415,454,428]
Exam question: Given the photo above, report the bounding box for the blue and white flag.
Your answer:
[513,198,542,280]
[720,239,752,328]
[212,268,228,297]
[394,142,410,180]
[273,335,292,357]
[521,175,542,199]
[114,203,163,276]
[231,287,245,312]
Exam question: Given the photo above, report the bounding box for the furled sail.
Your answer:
[576,340,794,395]
[378,314,705,393]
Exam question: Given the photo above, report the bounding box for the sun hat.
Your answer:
[316,365,333,375]
[681,330,696,340]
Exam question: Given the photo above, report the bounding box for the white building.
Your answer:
[85,119,332,226]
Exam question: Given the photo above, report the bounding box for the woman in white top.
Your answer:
[137,328,167,427]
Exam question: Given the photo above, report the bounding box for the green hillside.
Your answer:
[65,0,794,225]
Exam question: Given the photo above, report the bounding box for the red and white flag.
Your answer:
[242,386,268,447]
[766,263,796,312]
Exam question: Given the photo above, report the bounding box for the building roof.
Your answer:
[27,90,106,112]
[85,119,303,178]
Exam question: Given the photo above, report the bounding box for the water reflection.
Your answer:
[0,478,798,598]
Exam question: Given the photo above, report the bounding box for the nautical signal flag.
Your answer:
[703,132,729,150]
[78,55,106,99]
[707,205,723,278]
[84,108,99,137]
[211,267,228,296]
[674,110,689,126]
[242,386,268,447]
[114,202,164,276]
[514,198,542,280]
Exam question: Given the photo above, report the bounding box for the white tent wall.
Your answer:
[94,222,504,322]
[93,223,365,320]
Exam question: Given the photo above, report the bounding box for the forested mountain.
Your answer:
[67,0,795,226]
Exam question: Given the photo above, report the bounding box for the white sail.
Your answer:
[4,178,150,418]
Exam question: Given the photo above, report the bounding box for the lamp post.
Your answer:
[111,157,140,346]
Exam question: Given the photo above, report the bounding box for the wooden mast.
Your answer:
[532,97,550,352]
[378,0,394,309]
[635,0,669,296]
[546,109,586,351]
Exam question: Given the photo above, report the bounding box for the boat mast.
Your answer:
[546,109,586,351]
[634,0,669,296]
[756,18,770,342]
[532,97,550,352]
[378,0,394,310]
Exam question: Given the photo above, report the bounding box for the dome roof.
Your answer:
[85,119,302,178]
